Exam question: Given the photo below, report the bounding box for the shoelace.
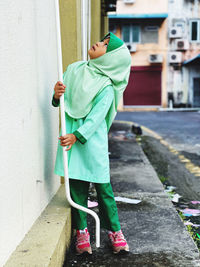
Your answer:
[76,233,90,244]
[113,232,125,241]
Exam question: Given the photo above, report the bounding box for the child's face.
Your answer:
[88,37,110,59]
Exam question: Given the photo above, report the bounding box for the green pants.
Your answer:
[69,179,121,232]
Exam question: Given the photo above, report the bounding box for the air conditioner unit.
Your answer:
[175,39,189,50]
[168,52,182,63]
[148,54,163,63]
[126,43,137,52]
[169,27,183,38]
[124,0,135,4]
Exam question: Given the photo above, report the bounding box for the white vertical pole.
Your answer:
[54,0,100,248]
[81,0,87,61]
[87,0,91,60]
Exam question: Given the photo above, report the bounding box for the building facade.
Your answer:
[109,0,168,109]
[168,0,200,108]
[109,0,200,109]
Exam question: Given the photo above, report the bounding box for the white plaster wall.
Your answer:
[168,0,200,20]
[0,1,61,265]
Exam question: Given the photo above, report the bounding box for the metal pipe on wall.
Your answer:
[87,0,91,60]
[81,0,87,61]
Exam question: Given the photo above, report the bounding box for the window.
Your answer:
[141,25,158,44]
[123,25,131,42]
[132,25,140,42]
[122,24,140,43]
[190,20,200,42]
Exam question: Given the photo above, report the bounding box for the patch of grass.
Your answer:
[178,211,200,251]
[187,225,197,240]
[158,175,168,183]
[178,210,186,220]
[186,225,200,251]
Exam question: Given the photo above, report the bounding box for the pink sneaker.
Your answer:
[76,228,92,255]
[108,229,129,254]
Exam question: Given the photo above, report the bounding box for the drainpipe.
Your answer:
[87,0,91,60]
[54,0,100,248]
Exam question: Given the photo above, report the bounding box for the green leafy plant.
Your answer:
[158,175,168,183]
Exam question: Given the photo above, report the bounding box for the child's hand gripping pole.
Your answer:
[54,0,100,248]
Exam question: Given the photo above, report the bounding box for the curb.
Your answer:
[5,185,71,267]
[114,119,200,178]
[113,119,200,178]
[159,108,200,112]
[139,123,200,178]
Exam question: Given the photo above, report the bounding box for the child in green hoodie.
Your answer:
[52,32,131,255]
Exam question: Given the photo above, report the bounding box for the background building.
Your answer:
[168,0,200,108]
[109,0,200,109]
[109,0,168,110]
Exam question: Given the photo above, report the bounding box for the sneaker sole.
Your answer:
[113,244,129,255]
[108,241,129,255]
[76,251,93,256]
[113,248,129,255]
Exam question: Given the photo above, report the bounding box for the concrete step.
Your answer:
[5,185,71,267]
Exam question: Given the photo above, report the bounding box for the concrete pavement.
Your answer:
[64,121,200,267]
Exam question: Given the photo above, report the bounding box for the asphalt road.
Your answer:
[115,111,200,155]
